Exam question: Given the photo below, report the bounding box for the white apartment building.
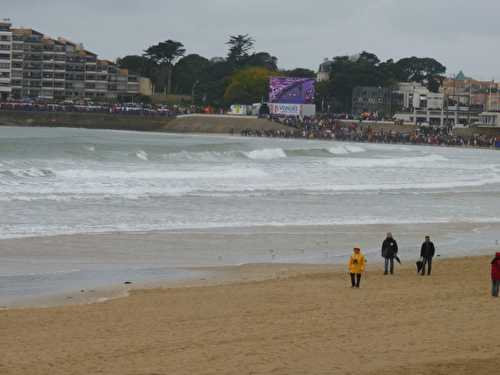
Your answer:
[0,19,12,100]
[393,82,482,127]
[0,19,149,101]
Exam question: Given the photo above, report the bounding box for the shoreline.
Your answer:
[1,254,499,374]
[0,111,290,133]
[2,220,499,309]
[1,112,498,152]
[2,262,344,310]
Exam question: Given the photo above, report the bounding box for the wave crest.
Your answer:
[244,148,287,160]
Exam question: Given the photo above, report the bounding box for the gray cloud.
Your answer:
[4,0,500,79]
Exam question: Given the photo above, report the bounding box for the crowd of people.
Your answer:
[0,100,200,117]
[348,233,499,298]
[241,114,498,149]
[1,100,498,148]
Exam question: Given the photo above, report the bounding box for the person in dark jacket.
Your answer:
[491,252,500,297]
[381,232,398,275]
[420,236,435,275]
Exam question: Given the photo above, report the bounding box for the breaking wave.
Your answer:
[136,150,149,161]
[244,148,287,160]
[328,145,366,155]
[329,154,449,168]
[0,168,56,179]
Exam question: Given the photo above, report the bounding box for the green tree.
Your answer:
[144,40,186,94]
[319,51,448,112]
[326,53,384,112]
[224,67,274,105]
[244,52,278,71]
[172,54,211,95]
[396,57,446,92]
[226,34,254,65]
[282,68,316,78]
[117,55,156,78]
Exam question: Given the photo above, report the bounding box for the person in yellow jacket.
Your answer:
[349,247,366,288]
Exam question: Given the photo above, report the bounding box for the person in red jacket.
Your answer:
[491,252,500,297]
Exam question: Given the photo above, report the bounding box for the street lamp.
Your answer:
[191,80,199,104]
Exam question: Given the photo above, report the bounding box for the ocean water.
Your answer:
[1,126,500,304]
[1,126,500,237]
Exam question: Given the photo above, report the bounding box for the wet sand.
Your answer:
[1,255,498,375]
[1,222,499,308]
[2,221,499,308]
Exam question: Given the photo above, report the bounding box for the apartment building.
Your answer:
[351,86,397,119]
[1,20,148,101]
[0,19,12,100]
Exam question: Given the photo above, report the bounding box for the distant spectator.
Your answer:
[381,232,398,275]
[348,247,366,288]
[491,252,500,297]
[420,235,436,276]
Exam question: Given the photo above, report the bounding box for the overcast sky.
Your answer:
[4,0,500,80]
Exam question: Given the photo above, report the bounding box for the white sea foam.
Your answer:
[162,150,241,162]
[57,167,267,180]
[328,146,349,155]
[244,148,287,160]
[344,145,365,153]
[0,168,56,179]
[328,145,366,155]
[329,154,448,168]
[136,150,149,161]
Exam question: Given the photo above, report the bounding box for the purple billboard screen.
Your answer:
[269,77,315,104]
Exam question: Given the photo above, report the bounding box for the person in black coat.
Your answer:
[381,232,398,275]
[420,235,436,275]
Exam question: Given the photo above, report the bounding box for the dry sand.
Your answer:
[1,256,499,375]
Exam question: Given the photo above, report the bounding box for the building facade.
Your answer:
[352,86,395,119]
[317,58,334,82]
[441,71,500,111]
[0,19,12,100]
[476,112,500,127]
[352,82,482,127]
[1,20,148,101]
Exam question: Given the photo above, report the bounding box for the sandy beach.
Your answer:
[1,255,498,375]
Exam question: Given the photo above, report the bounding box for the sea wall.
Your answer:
[165,114,289,133]
[454,127,500,138]
[1,111,499,138]
[0,110,174,131]
[0,112,289,133]
[337,119,418,133]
